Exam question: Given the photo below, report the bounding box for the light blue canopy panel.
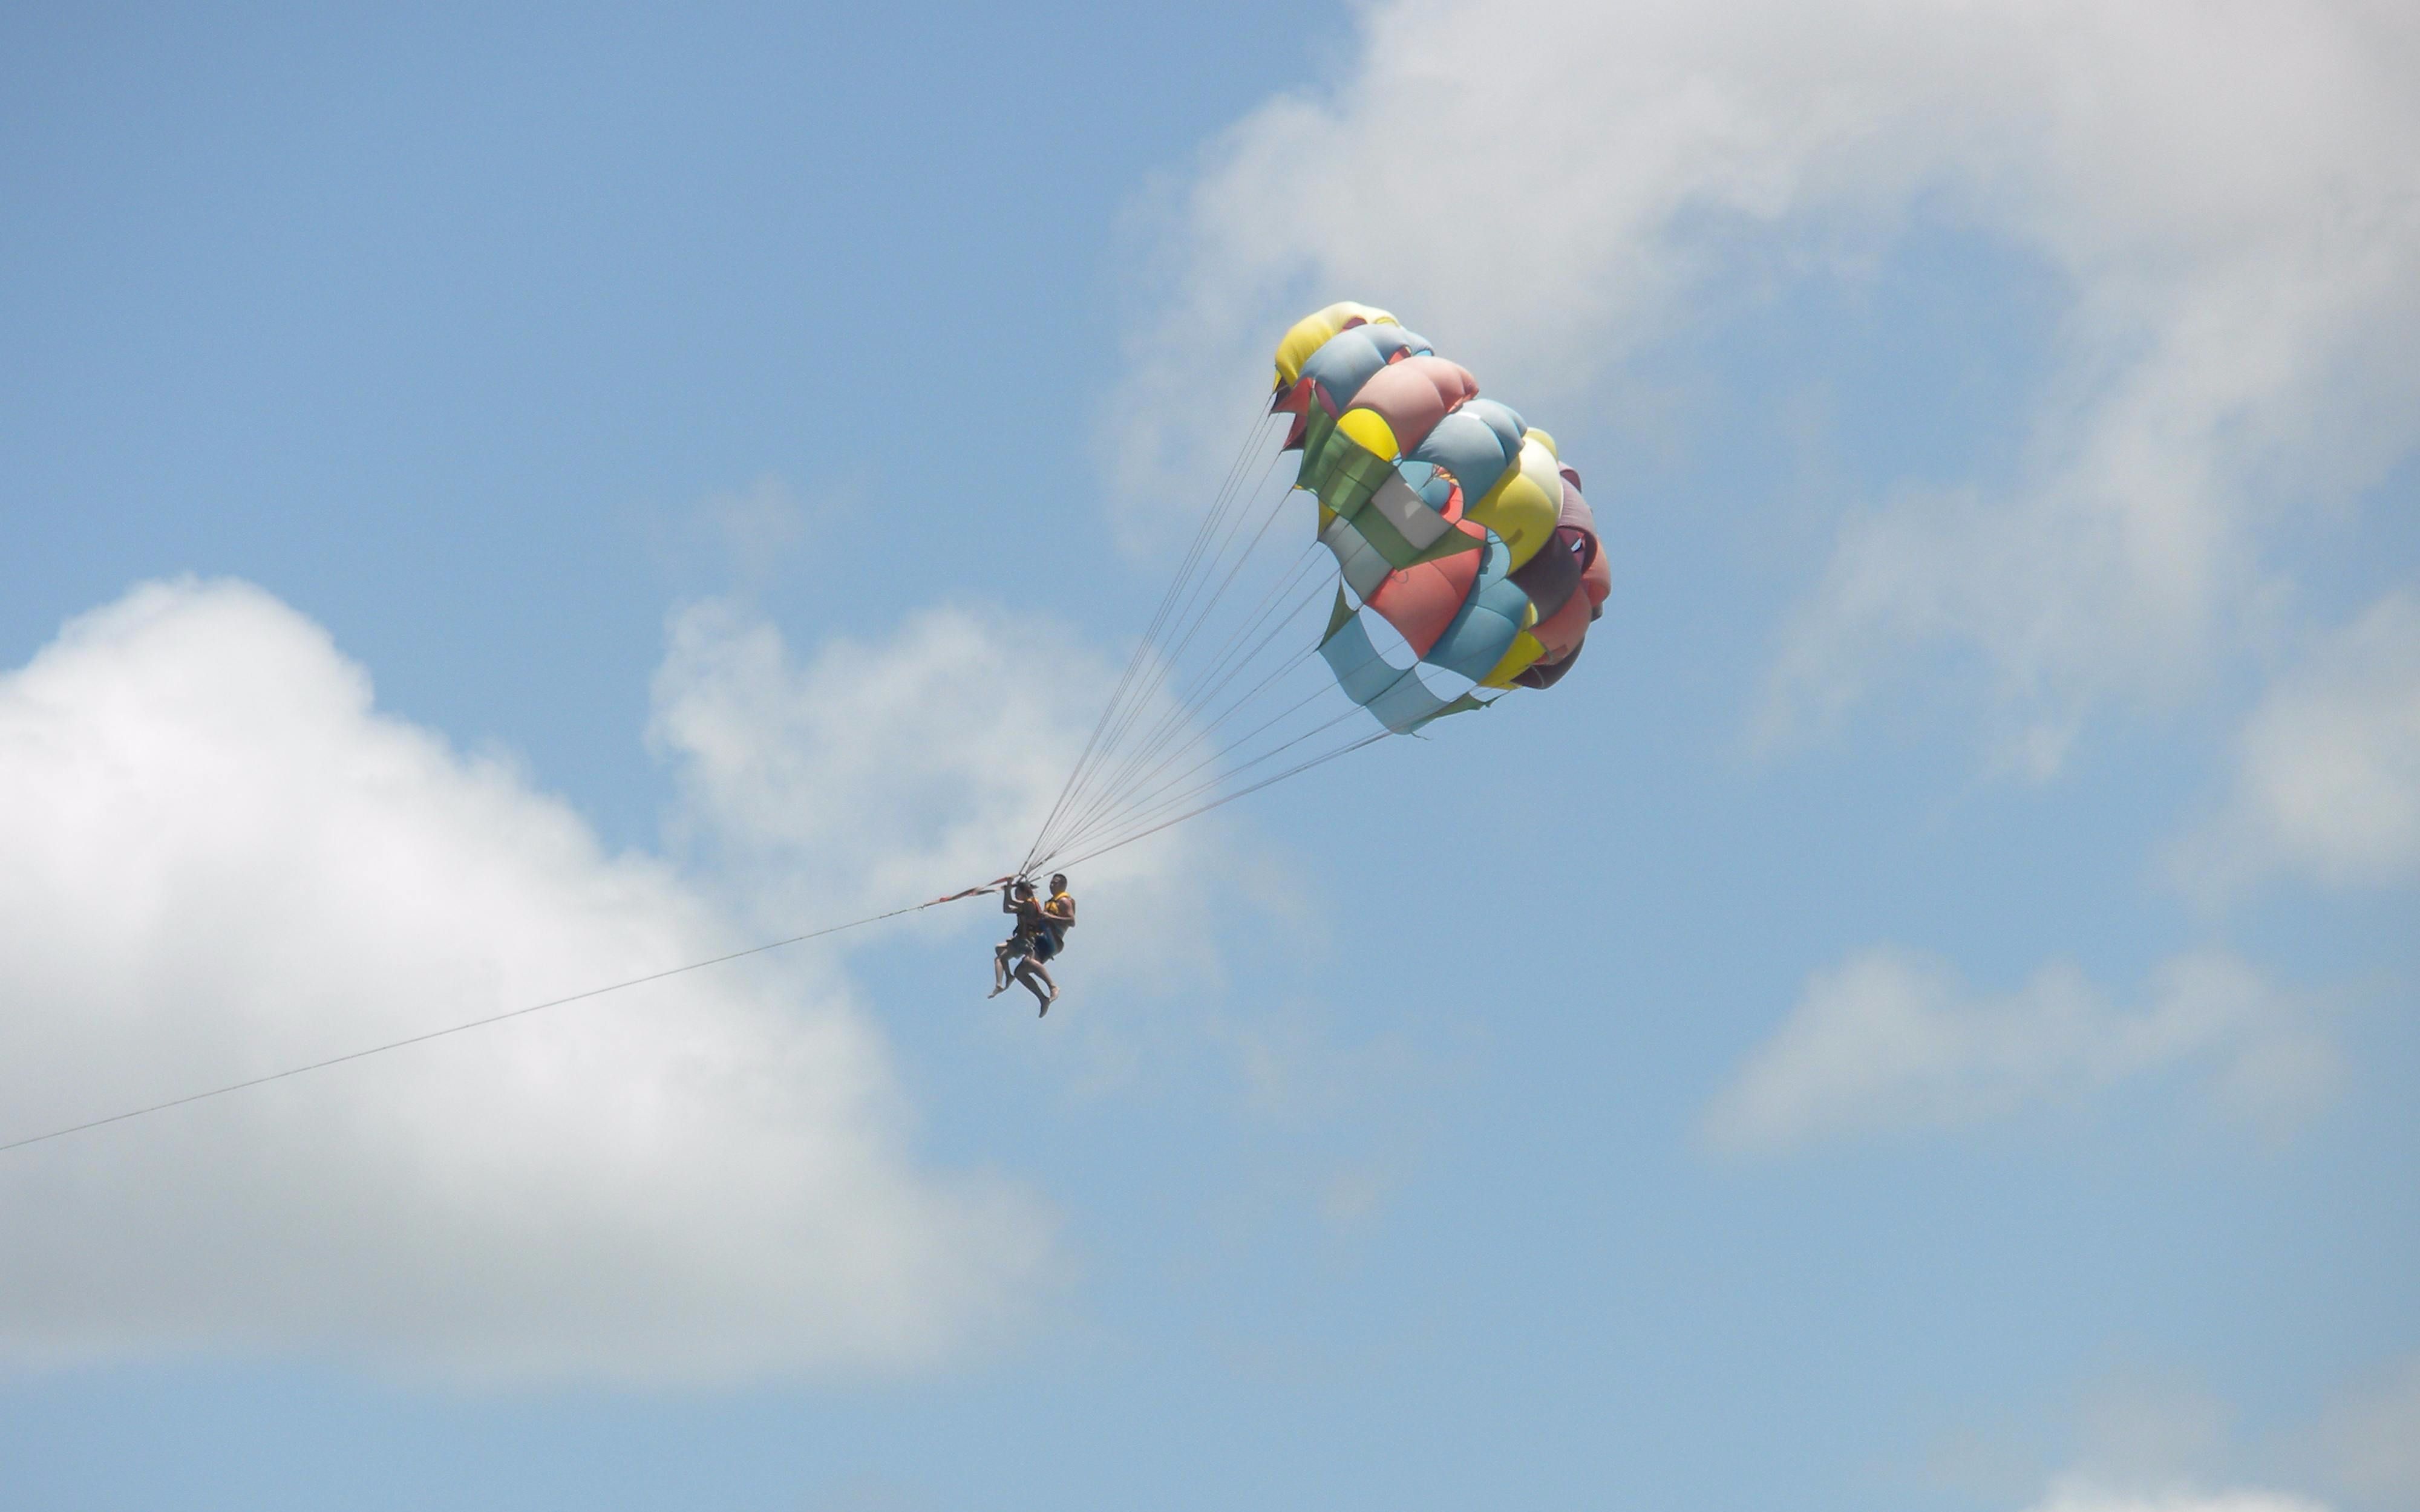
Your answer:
[1318,591,1490,734]
[1424,533,1529,683]
[1298,324,1433,414]
[1407,397,1525,507]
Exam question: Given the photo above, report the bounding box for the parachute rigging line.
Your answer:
[1068,539,1330,801]
[1033,544,1332,862]
[1032,581,1347,872]
[1047,728,1395,874]
[1019,419,1267,864]
[1038,444,1295,847]
[1030,586,1446,874]
[1021,413,1315,873]
[1032,656,1343,871]
[0,890,986,1158]
[1021,409,1282,873]
[1038,654,1407,872]
[1021,381,1477,872]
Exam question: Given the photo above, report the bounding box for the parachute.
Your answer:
[1272,302,1609,728]
[1019,302,1606,874]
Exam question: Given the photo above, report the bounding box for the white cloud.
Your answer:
[646,596,1237,999]
[652,598,1131,908]
[1122,0,2420,771]
[2177,593,2420,896]
[1702,946,2337,1153]
[2318,1354,2420,1508]
[0,579,1052,1386]
[1929,1364,2420,1512]
[2019,1484,2330,1512]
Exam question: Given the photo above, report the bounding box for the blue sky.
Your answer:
[4,5,2416,1511]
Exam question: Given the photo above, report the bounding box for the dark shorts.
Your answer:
[1003,928,1056,963]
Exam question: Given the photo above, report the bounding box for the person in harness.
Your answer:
[1039,874,1075,959]
[991,881,1045,1003]
[988,874,1074,1015]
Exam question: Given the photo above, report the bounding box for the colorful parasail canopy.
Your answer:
[1270,302,1609,732]
[1017,301,1611,875]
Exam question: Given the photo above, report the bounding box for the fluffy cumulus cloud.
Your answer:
[1702,946,2337,1153]
[0,579,1052,1386]
[2176,594,2420,896]
[1123,0,2420,772]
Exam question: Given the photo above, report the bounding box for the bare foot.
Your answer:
[987,984,1007,998]
[1038,988,1059,1017]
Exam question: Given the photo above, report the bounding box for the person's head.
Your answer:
[1013,880,1034,899]
[1050,873,1068,893]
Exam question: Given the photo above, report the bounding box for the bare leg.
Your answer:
[991,942,1015,996]
[1016,953,1055,1016]
[1015,957,1058,1015]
